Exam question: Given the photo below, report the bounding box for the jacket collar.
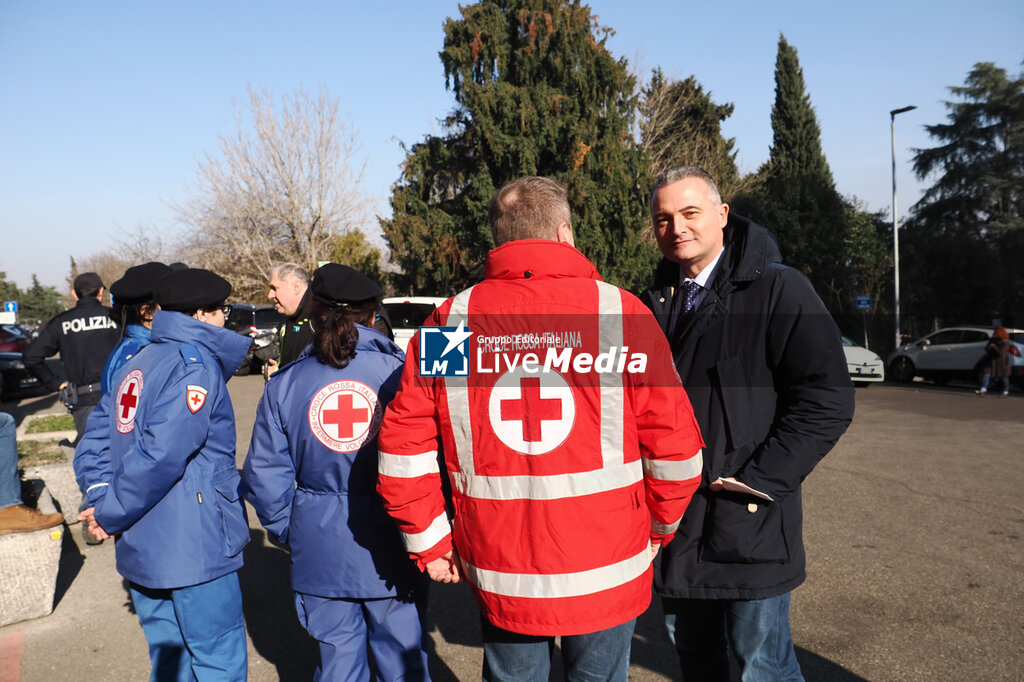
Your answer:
[354,323,401,355]
[293,323,402,365]
[292,287,314,322]
[124,324,151,341]
[151,310,252,379]
[650,213,781,291]
[483,239,602,282]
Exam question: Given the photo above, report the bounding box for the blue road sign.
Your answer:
[855,296,872,311]
[3,301,17,313]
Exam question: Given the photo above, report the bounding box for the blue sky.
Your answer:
[1,0,1021,291]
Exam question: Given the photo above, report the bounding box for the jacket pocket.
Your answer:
[698,491,788,564]
[213,473,250,558]
[713,357,753,456]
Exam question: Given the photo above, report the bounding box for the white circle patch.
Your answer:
[115,369,144,434]
[308,380,381,452]
[488,366,575,455]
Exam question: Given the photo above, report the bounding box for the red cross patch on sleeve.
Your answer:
[186,385,208,413]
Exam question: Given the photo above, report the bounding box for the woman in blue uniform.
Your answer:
[244,264,429,682]
[101,261,172,393]
[75,268,253,681]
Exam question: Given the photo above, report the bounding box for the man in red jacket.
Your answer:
[378,176,704,681]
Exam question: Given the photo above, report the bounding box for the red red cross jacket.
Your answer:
[377,240,703,636]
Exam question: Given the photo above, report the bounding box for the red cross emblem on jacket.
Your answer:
[116,369,144,433]
[309,380,381,452]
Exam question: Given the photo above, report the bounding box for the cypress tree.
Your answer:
[753,34,846,309]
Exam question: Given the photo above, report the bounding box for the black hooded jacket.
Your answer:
[278,287,315,368]
[641,213,855,599]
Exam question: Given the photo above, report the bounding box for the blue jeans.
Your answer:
[0,412,20,509]
[663,593,803,682]
[979,373,1009,393]
[129,572,248,682]
[481,617,635,682]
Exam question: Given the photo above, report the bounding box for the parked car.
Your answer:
[886,325,1024,386]
[842,337,885,384]
[381,297,447,352]
[0,325,30,353]
[226,304,287,337]
[225,304,287,375]
[0,352,40,402]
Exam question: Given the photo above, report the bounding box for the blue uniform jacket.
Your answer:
[243,325,424,600]
[74,310,253,590]
[100,324,152,394]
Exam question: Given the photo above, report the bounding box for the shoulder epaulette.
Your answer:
[180,344,204,366]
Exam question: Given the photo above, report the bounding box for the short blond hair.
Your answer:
[488,176,571,246]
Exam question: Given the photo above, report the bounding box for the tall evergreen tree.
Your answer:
[752,34,847,309]
[901,60,1024,328]
[910,62,1024,238]
[20,275,64,323]
[639,68,742,198]
[0,272,21,309]
[382,0,653,294]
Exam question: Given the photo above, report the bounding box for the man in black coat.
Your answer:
[23,272,120,445]
[640,167,855,681]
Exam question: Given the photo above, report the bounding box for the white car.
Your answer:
[886,325,1024,386]
[843,337,885,384]
[381,297,448,352]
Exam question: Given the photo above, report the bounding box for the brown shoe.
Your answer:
[0,504,65,536]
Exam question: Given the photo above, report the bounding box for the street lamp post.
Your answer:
[891,105,916,349]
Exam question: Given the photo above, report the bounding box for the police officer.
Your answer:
[244,264,430,681]
[74,268,253,681]
[23,272,120,446]
[100,262,172,394]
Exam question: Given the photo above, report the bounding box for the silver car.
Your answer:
[886,326,1024,386]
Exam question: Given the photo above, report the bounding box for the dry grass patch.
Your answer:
[17,440,68,468]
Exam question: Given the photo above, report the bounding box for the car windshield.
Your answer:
[383,302,438,329]
[254,309,286,329]
[225,309,252,331]
[842,337,854,346]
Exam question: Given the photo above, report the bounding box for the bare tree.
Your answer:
[639,69,752,200]
[175,86,373,300]
[69,225,176,306]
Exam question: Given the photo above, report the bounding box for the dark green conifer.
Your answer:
[382,0,653,294]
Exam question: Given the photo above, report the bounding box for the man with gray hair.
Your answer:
[641,166,854,681]
[266,262,313,373]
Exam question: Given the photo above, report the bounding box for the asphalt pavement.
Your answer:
[1,377,1022,681]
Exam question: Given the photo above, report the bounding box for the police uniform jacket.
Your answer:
[74,309,252,590]
[244,325,423,599]
[377,240,704,636]
[100,324,151,394]
[23,297,119,393]
[640,214,855,600]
